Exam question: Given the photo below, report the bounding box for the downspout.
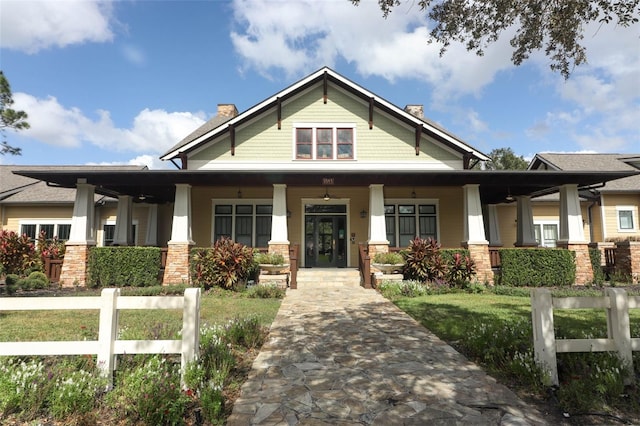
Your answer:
[587,200,597,243]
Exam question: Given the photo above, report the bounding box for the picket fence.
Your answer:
[0,288,201,387]
[531,288,639,386]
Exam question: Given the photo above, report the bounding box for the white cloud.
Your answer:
[0,0,115,53]
[11,92,207,157]
[88,155,171,170]
[230,0,514,100]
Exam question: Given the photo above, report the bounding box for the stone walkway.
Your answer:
[227,280,548,425]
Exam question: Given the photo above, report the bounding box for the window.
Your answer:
[617,207,636,231]
[534,223,558,247]
[385,202,438,248]
[102,222,137,246]
[212,201,272,247]
[19,222,72,242]
[294,124,355,160]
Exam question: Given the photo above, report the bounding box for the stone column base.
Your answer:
[59,243,93,287]
[268,243,291,264]
[162,243,193,285]
[463,243,494,285]
[557,242,594,285]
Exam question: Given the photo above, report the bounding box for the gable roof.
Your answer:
[160,67,489,163]
[529,153,640,192]
[0,165,146,204]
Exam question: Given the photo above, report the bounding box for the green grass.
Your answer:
[0,289,281,342]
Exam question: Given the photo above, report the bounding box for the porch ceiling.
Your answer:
[13,169,637,205]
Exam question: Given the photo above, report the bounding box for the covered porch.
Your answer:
[14,168,637,287]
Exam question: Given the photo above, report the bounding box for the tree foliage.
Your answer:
[352,0,640,78]
[0,70,30,155]
[486,147,529,170]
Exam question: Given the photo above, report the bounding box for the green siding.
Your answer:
[189,82,461,165]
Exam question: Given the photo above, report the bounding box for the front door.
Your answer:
[305,215,347,267]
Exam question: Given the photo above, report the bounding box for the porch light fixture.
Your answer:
[360,209,367,218]
[237,189,242,198]
[505,187,514,202]
[138,194,146,201]
[411,189,416,198]
[287,210,292,218]
[323,187,331,201]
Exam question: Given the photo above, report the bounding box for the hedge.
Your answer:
[87,247,162,287]
[498,248,575,287]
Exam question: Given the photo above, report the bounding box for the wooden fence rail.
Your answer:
[531,288,639,386]
[0,288,201,388]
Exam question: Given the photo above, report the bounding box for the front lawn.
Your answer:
[392,288,640,423]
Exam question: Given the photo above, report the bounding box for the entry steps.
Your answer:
[295,268,362,287]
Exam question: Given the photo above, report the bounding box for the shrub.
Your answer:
[0,359,51,420]
[588,247,605,285]
[378,280,428,299]
[87,246,162,287]
[246,283,285,298]
[190,238,254,290]
[445,252,476,288]
[254,251,286,265]
[372,252,404,265]
[498,248,575,286]
[36,230,65,259]
[106,356,189,425]
[4,273,19,286]
[403,237,447,283]
[48,369,106,420]
[0,230,39,275]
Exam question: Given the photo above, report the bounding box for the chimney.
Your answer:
[217,104,238,118]
[404,104,424,119]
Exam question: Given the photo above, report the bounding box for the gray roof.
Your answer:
[530,153,640,192]
[0,165,146,204]
[163,114,230,160]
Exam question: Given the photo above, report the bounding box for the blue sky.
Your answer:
[1,0,638,169]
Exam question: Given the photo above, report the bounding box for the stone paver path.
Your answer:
[228,281,547,425]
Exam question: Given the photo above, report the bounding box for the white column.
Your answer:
[169,184,194,244]
[559,184,586,243]
[368,184,388,243]
[463,184,488,244]
[145,204,158,246]
[269,184,289,244]
[486,204,502,246]
[112,195,133,246]
[515,196,538,246]
[68,181,96,245]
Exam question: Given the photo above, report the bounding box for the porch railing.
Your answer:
[43,256,63,283]
[604,247,616,277]
[358,243,371,289]
[289,244,299,289]
[489,248,501,269]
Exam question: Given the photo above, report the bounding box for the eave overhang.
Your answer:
[13,169,637,206]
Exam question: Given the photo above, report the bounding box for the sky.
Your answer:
[0,0,638,170]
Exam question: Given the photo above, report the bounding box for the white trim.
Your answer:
[292,123,357,161]
[300,197,351,268]
[18,220,73,240]
[601,196,608,240]
[616,205,638,232]
[161,67,488,162]
[101,219,139,246]
[384,199,440,247]
[533,221,559,247]
[188,160,460,171]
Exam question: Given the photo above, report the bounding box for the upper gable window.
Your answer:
[294,124,355,160]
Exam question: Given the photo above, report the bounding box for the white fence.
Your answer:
[0,288,201,387]
[531,288,639,386]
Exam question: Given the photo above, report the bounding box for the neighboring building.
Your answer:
[528,154,640,244]
[0,165,153,247]
[11,68,637,286]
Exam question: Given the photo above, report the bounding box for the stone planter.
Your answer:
[259,264,290,275]
[372,263,404,274]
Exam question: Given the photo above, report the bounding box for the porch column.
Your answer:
[163,184,194,285]
[60,181,96,287]
[368,184,388,257]
[462,184,493,284]
[557,184,593,284]
[112,195,133,246]
[515,196,538,247]
[145,204,158,246]
[486,204,502,246]
[268,184,290,259]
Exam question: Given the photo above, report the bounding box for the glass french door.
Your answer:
[304,215,347,267]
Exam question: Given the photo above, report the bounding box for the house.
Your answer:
[0,165,154,247]
[528,153,640,244]
[11,68,637,286]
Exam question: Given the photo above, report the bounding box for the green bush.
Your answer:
[87,246,162,287]
[372,252,404,265]
[246,283,285,299]
[403,238,447,283]
[4,273,19,286]
[588,248,605,285]
[254,251,286,265]
[48,369,106,420]
[498,248,575,286]
[190,238,254,290]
